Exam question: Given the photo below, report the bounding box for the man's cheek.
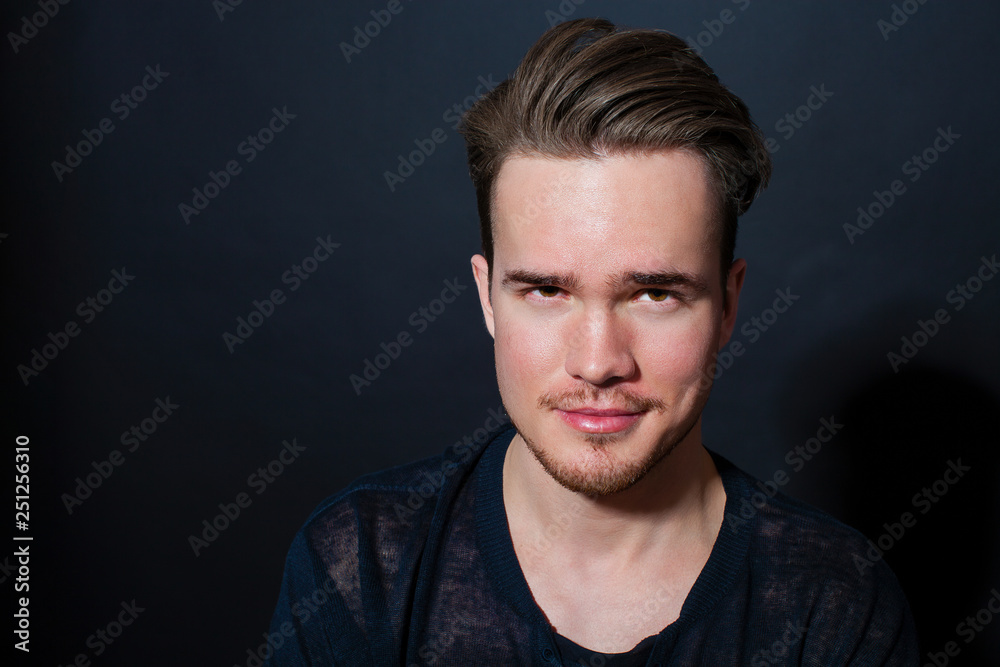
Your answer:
[497,338,554,389]
[498,318,564,368]
[637,326,706,372]
[637,330,716,400]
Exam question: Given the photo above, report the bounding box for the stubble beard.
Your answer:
[508,386,707,497]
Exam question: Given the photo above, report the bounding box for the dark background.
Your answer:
[2,0,999,664]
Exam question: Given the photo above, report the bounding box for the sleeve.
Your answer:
[801,558,920,667]
[263,529,373,667]
[845,561,920,667]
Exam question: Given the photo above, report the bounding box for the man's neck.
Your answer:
[501,425,727,651]
[502,424,725,566]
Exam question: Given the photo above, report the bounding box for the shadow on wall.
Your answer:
[836,366,999,663]
[770,295,1000,662]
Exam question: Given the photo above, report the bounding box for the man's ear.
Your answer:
[470,254,495,338]
[718,258,746,349]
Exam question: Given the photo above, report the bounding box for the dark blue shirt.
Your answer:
[265,426,918,665]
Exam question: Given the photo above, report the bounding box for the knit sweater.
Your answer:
[265,426,918,666]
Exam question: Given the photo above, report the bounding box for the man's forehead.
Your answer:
[492,151,719,237]
[493,149,714,199]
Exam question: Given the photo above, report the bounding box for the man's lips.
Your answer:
[555,407,644,433]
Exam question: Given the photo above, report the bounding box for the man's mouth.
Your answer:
[555,407,645,434]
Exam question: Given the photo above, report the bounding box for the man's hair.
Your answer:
[461,17,772,286]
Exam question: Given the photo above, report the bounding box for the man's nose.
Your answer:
[563,310,636,386]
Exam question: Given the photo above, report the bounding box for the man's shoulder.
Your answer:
[303,452,458,539]
[716,453,912,625]
[711,455,919,661]
[723,454,897,592]
[297,425,512,550]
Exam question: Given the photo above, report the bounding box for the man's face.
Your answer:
[471,150,745,497]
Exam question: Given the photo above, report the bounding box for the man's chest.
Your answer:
[523,571,686,653]
[511,542,708,655]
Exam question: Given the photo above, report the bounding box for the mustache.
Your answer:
[537,386,666,413]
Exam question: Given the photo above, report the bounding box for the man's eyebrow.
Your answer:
[617,271,711,294]
[500,269,710,294]
[501,269,582,290]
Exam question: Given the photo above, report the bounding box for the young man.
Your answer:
[266,19,918,665]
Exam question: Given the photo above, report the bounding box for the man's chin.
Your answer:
[522,429,667,497]
[573,428,634,447]
[544,462,651,497]
[511,411,699,497]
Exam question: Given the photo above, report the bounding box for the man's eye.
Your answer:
[639,289,671,302]
[533,286,561,297]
